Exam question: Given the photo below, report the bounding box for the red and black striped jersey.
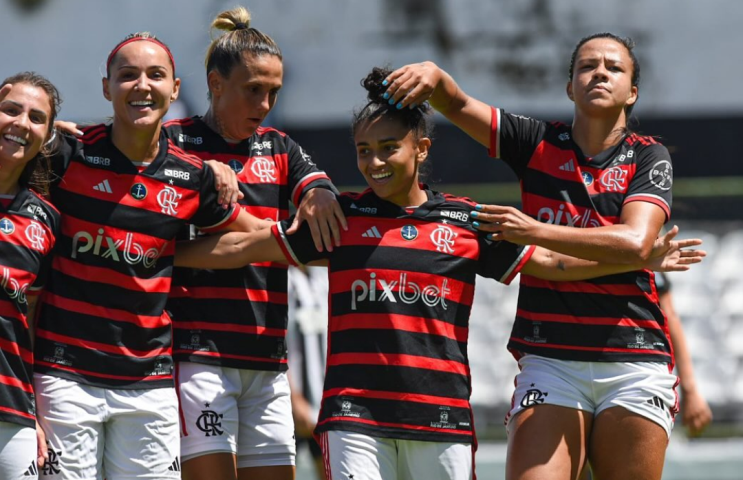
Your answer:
[272,188,534,443]
[34,124,238,389]
[0,188,59,427]
[163,117,336,371]
[489,107,674,363]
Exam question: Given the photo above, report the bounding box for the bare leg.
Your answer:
[507,405,593,480]
[183,452,237,480]
[588,407,667,480]
[238,465,296,480]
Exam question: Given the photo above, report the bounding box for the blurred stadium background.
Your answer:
[3,0,742,478]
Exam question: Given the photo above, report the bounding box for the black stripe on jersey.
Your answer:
[510,321,669,352]
[330,291,471,327]
[329,330,467,365]
[517,286,661,319]
[53,189,182,239]
[319,395,472,443]
[240,183,290,208]
[323,364,470,403]
[522,169,595,207]
[330,246,479,285]
[0,243,42,271]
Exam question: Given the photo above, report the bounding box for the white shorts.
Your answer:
[320,430,473,480]
[176,362,295,468]
[34,373,180,480]
[506,354,678,437]
[0,422,39,479]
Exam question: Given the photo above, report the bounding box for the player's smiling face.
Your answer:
[567,38,637,117]
[209,52,283,141]
[355,116,430,207]
[0,82,52,172]
[103,41,180,130]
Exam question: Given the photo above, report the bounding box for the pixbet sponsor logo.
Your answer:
[1,267,28,304]
[350,272,450,311]
[536,204,600,228]
[71,228,167,268]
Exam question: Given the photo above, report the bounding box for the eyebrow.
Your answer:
[355,137,400,147]
[0,100,48,118]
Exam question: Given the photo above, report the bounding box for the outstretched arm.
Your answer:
[383,62,493,148]
[664,290,713,436]
[175,228,287,269]
[520,229,704,281]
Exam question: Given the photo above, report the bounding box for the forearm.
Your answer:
[431,69,492,148]
[521,246,644,281]
[666,303,698,393]
[528,223,651,264]
[175,229,285,269]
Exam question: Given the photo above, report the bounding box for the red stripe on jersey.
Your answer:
[80,125,107,145]
[0,300,25,323]
[520,274,650,296]
[256,126,287,137]
[317,415,472,437]
[331,313,468,343]
[329,268,473,305]
[509,337,672,357]
[174,321,286,337]
[0,336,33,364]
[164,117,195,128]
[35,360,171,381]
[169,286,287,304]
[0,374,33,393]
[503,245,535,285]
[271,224,300,266]
[174,349,287,364]
[624,194,671,219]
[59,163,203,221]
[323,387,471,408]
[0,215,54,255]
[241,205,284,222]
[53,256,171,293]
[522,192,614,227]
[327,353,468,376]
[0,405,35,420]
[36,329,169,358]
[291,172,331,205]
[488,106,500,158]
[199,207,240,233]
[526,142,582,184]
[516,308,662,329]
[583,164,636,195]
[167,141,203,169]
[42,293,170,329]
[61,215,173,253]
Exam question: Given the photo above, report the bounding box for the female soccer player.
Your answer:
[174,66,703,480]
[0,73,61,480]
[382,33,681,480]
[32,33,263,480]
[161,7,344,480]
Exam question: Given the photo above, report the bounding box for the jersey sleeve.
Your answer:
[189,163,239,232]
[48,132,79,185]
[487,107,548,178]
[285,136,338,206]
[477,236,535,285]
[623,144,673,221]
[270,217,330,266]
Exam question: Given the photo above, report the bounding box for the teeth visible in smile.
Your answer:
[130,101,154,106]
[371,172,392,180]
[3,134,27,145]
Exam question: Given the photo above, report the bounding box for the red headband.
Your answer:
[105,37,176,76]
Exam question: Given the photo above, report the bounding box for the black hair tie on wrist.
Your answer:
[234,22,248,30]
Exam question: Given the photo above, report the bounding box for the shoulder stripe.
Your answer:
[163,117,194,128]
[166,141,203,169]
[256,126,287,137]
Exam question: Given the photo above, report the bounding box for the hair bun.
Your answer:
[361,66,393,105]
[234,22,248,30]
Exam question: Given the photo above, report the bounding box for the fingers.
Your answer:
[383,64,435,109]
[676,238,703,248]
[54,120,84,136]
[306,217,325,253]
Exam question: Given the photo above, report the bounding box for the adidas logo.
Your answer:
[361,226,382,238]
[93,179,113,193]
[646,396,665,410]
[558,159,575,172]
[168,457,181,472]
[24,461,38,476]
